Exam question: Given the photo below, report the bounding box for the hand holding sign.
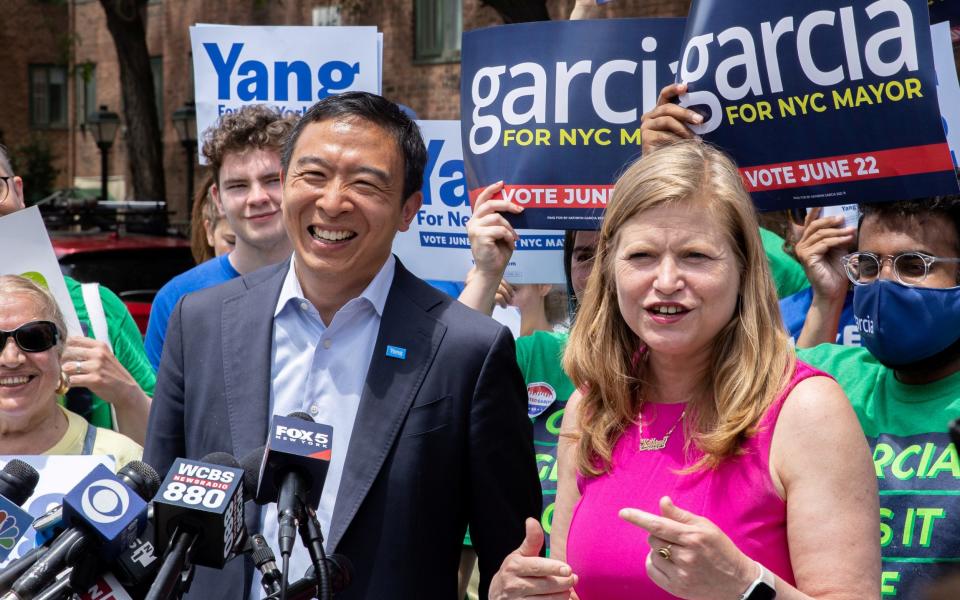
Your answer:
[489,518,578,600]
[468,181,523,279]
[619,496,756,600]
[459,182,526,315]
[794,207,856,303]
[640,83,703,154]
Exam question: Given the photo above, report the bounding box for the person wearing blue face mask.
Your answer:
[796,195,960,600]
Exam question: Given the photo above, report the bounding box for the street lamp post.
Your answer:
[172,101,197,214]
[87,105,120,200]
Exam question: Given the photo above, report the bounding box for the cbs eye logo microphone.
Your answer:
[80,479,131,524]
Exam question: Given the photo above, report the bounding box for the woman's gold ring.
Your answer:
[656,544,673,561]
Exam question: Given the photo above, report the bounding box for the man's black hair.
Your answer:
[280,91,427,201]
[861,194,960,255]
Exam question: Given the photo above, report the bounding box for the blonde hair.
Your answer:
[189,171,217,264]
[0,274,67,356]
[563,140,794,475]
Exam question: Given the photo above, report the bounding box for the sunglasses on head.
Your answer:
[0,321,60,353]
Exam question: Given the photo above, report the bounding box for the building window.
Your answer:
[415,0,461,64]
[76,63,97,127]
[30,65,68,129]
[151,56,163,123]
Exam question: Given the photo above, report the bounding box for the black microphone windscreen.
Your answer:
[0,459,40,505]
[240,446,266,501]
[118,460,162,500]
[286,411,314,422]
[201,452,241,469]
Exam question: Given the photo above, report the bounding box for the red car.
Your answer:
[51,232,195,334]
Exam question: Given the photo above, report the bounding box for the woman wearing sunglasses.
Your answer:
[0,275,142,464]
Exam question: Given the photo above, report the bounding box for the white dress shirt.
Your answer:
[253,255,395,597]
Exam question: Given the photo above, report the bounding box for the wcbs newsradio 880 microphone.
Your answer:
[145,453,248,600]
[0,460,40,562]
[1,461,160,600]
[151,452,246,570]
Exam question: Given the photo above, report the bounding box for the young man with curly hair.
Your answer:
[145,106,296,368]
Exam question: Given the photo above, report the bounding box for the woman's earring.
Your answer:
[55,370,70,396]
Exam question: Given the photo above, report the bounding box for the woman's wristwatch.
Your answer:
[739,561,776,600]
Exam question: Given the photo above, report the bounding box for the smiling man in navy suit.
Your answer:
[144,92,540,599]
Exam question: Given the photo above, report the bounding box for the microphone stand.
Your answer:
[297,506,330,600]
[0,545,49,593]
[144,526,197,600]
[32,551,100,600]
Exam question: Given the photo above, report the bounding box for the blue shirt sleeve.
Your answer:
[145,282,179,371]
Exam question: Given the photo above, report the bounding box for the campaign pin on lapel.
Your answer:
[386,345,407,360]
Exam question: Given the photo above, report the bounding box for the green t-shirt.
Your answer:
[63,276,156,429]
[464,330,575,555]
[519,330,575,556]
[798,343,960,599]
[760,227,810,299]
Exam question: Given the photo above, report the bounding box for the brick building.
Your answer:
[0,0,690,220]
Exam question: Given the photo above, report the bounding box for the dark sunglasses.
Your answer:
[0,321,60,353]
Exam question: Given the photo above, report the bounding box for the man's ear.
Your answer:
[210,182,225,217]
[399,191,423,232]
[10,176,25,211]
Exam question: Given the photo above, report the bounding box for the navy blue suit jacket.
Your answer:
[143,258,540,599]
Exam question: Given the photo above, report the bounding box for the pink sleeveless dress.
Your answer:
[566,361,825,599]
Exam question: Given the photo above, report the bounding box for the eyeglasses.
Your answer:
[0,321,60,353]
[841,251,960,286]
[0,176,12,205]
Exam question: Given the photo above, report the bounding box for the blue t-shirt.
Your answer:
[145,254,241,369]
[425,280,465,298]
[779,287,860,347]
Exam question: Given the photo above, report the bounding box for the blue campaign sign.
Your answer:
[928,0,960,26]
[392,121,566,284]
[461,18,687,230]
[190,25,381,163]
[677,0,959,210]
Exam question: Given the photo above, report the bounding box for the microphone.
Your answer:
[151,452,246,568]
[1,461,159,600]
[0,460,40,561]
[256,413,332,557]
[250,533,282,597]
[264,554,354,599]
[45,510,160,600]
[146,452,246,600]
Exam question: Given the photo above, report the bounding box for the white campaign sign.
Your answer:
[393,121,566,284]
[0,206,81,335]
[190,24,381,162]
[933,21,960,169]
[0,455,114,564]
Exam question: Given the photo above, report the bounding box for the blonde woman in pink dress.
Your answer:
[489,140,879,600]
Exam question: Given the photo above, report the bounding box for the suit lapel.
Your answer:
[221,262,287,461]
[327,265,446,550]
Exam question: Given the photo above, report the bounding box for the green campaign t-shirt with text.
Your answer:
[463,330,574,555]
[798,343,960,599]
[517,330,576,556]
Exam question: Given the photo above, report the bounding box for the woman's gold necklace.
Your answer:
[637,406,686,451]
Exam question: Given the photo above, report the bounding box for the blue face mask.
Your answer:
[853,280,960,367]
